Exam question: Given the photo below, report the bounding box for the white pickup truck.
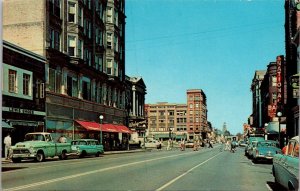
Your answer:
[10,132,71,163]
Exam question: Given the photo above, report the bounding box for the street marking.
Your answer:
[3,151,197,191]
[156,152,222,191]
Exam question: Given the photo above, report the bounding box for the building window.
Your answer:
[272,75,277,87]
[107,33,112,49]
[68,2,76,23]
[23,73,30,95]
[189,104,193,109]
[114,61,118,76]
[50,29,60,50]
[95,55,103,72]
[82,80,91,100]
[96,27,103,46]
[96,0,103,20]
[50,0,61,18]
[49,68,62,93]
[8,69,17,93]
[78,39,83,58]
[78,6,83,26]
[107,59,112,75]
[84,49,92,66]
[68,35,76,56]
[114,34,118,52]
[107,7,113,23]
[114,8,118,26]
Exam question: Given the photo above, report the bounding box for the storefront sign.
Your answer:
[3,107,45,116]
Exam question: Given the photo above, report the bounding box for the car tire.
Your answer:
[35,152,45,162]
[59,150,67,160]
[80,151,86,158]
[95,152,100,157]
[12,158,21,163]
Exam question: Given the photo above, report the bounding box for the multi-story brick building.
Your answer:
[145,89,208,141]
[186,89,208,139]
[146,102,187,141]
[3,0,132,148]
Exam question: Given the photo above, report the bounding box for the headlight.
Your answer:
[29,146,36,153]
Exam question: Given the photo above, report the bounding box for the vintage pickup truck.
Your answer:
[10,132,71,163]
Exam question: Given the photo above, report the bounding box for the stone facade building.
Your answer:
[3,0,133,147]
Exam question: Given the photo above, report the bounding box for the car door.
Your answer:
[278,140,295,187]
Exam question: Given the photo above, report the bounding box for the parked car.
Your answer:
[71,139,104,157]
[245,136,265,157]
[252,140,281,163]
[144,140,161,149]
[185,140,194,148]
[10,132,71,163]
[239,140,247,147]
[272,136,299,191]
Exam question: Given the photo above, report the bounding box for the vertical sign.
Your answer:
[276,56,283,105]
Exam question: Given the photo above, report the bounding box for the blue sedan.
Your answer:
[71,139,104,158]
[252,140,281,163]
[272,136,299,191]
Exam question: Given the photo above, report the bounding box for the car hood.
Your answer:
[12,141,47,148]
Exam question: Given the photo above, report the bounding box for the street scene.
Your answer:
[1,0,299,191]
[1,145,288,191]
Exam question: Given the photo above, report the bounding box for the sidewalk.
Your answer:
[2,149,147,164]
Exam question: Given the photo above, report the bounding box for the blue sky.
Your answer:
[125,0,285,134]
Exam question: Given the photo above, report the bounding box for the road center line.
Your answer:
[3,152,196,191]
[156,152,222,191]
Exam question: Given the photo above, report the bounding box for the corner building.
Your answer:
[3,0,129,144]
[186,89,208,140]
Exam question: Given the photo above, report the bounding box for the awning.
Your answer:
[2,121,13,129]
[75,120,131,133]
[114,125,132,134]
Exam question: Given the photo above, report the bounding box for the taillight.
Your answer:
[256,150,259,155]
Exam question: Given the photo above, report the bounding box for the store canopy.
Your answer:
[114,125,132,134]
[2,121,13,129]
[75,120,131,133]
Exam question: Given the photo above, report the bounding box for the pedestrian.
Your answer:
[58,135,67,143]
[193,140,199,151]
[180,139,185,151]
[208,139,213,148]
[4,133,12,159]
[167,139,171,150]
[225,140,230,151]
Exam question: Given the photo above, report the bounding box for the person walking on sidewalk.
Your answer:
[167,139,171,150]
[4,133,12,159]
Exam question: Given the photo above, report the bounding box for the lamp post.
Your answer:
[99,115,104,145]
[143,124,146,150]
[277,111,282,148]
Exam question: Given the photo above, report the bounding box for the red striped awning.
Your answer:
[75,120,131,133]
[114,125,132,134]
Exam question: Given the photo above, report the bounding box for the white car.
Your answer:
[144,140,161,148]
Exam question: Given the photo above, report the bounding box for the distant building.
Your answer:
[186,89,208,139]
[145,89,208,141]
[125,76,147,143]
[250,70,266,129]
[145,102,187,141]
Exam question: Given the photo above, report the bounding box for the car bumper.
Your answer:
[12,153,36,159]
[256,155,273,160]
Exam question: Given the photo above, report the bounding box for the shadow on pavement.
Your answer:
[2,167,28,172]
[266,181,288,191]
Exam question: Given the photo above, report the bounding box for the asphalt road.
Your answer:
[2,145,286,191]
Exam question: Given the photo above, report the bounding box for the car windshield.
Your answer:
[258,142,279,148]
[25,134,45,141]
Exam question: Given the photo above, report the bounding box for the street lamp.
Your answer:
[143,124,146,150]
[99,115,104,145]
[277,111,282,148]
